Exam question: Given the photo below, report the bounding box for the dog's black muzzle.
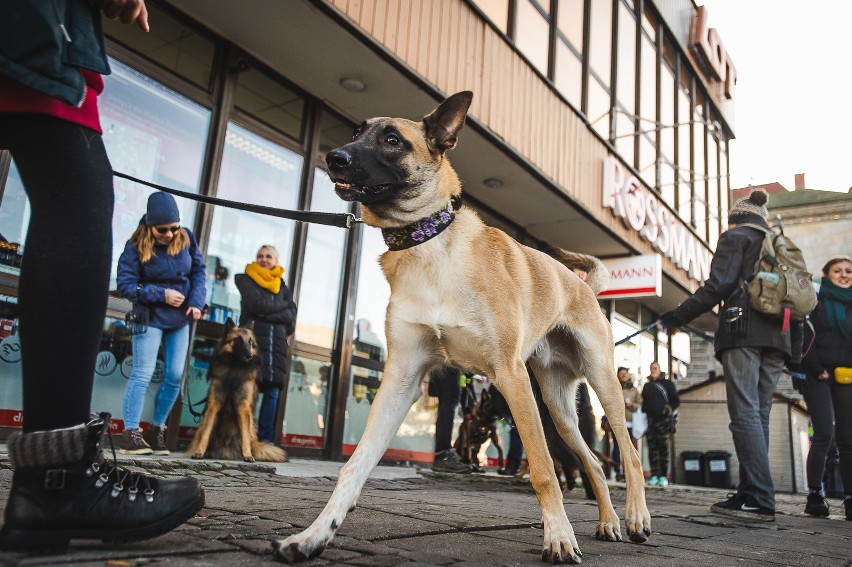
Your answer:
[326,147,401,204]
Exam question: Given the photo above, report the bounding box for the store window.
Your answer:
[588,79,611,139]
[693,101,706,235]
[613,107,635,166]
[638,33,656,188]
[514,0,550,74]
[343,226,437,461]
[102,59,209,288]
[554,40,582,110]
[204,122,303,323]
[676,83,691,221]
[234,66,305,142]
[282,355,332,448]
[615,2,636,116]
[294,171,349,349]
[103,3,216,90]
[556,0,584,51]
[589,0,613,87]
[707,134,720,248]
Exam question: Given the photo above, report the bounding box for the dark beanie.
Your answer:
[729,189,769,223]
[145,192,180,226]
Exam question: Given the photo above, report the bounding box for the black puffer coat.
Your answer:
[670,214,802,363]
[235,274,297,390]
[801,296,852,377]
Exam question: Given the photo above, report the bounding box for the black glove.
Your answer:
[658,310,683,332]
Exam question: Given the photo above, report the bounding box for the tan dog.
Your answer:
[187,319,286,463]
[273,92,651,563]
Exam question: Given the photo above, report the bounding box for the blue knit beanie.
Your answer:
[145,192,180,226]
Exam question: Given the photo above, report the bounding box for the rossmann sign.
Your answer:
[603,157,711,284]
[599,255,661,299]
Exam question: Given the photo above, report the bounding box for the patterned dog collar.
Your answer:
[381,202,455,251]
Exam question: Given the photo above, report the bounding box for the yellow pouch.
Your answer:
[835,367,852,385]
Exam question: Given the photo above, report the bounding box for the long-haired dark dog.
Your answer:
[454,387,505,471]
[187,319,287,462]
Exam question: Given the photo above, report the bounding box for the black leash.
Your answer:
[113,171,362,229]
[614,321,658,346]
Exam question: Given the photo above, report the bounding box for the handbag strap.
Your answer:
[651,381,669,406]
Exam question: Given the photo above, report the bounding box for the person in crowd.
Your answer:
[641,362,679,488]
[430,365,472,473]
[0,0,204,550]
[117,191,206,454]
[235,245,297,445]
[796,255,852,521]
[611,366,641,481]
[576,381,598,499]
[659,190,802,521]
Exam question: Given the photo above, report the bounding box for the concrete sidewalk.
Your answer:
[0,449,849,566]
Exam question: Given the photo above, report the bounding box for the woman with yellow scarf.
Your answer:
[235,245,297,445]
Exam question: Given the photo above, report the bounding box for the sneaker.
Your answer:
[0,413,204,552]
[119,429,153,455]
[647,475,659,486]
[144,425,170,456]
[658,477,669,488]
[804,491,829,517]
[431,449,472,473]
[710,493,775,522]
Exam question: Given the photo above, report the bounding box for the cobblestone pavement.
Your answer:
[0,451,849,566]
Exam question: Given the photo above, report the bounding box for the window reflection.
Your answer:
[282,355,331,448]
[556,0,584,51]
[102,59,209,288]
[234,67,305,141]
[616,3,636,113]
[205,123,303,322]
[103,3,215,90]
[0,164,28,268]
[554,41,582,109]
[294,171,348,349]
[589,0,613,86]
[588,79,611,138]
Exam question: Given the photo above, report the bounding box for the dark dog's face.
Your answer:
[218,319,259,365]
[325,91,473,224]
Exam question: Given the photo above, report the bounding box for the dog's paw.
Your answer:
[541,541,582,564]
[243,455,255,463]
[271,535,325,563]
[191,453,204,460]
[594,520,622,542]
[625,501,652,543]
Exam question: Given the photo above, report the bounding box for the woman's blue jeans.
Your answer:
[122,324,190,430]
[257,384,280,443]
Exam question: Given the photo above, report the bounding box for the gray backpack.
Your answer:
[741,223,817,322]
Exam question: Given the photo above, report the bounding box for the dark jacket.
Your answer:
[0,0,110,106]
[235,273,297,390]
[801,296,852,377]
[671,215,802,362]
[641,377,680,419]
[116,229,207,330]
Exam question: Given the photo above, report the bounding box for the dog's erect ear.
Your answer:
[224,318,236,332]
[245,319,255,331]
[422,91,473,152]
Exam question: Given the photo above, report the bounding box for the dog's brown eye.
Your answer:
[352,128,362,140]
[385,134,400,145]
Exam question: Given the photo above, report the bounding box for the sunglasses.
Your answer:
[153,225,180,235]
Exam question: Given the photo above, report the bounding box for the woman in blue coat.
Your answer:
[116,191,206,455]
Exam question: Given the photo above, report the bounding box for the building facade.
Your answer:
[0,0,735,461]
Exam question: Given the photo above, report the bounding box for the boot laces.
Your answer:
[86,425,156,503]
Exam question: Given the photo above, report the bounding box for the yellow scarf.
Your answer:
[245,262,284,294]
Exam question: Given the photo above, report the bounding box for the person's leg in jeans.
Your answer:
[722,347,783,510]
[803,377,834,492]
[257,384,280,442]
[435,371,461,453]
[151,324,190,426]
[123,327,164,430]
[0,115,113,432]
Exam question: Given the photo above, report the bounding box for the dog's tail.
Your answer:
[545,247,609,295]
[251,440,288,463]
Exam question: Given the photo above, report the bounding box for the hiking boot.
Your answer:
[710,493,775,522]
[804,491,829,517]
[144,425,170,456]
[0,413,205,552]
[119,428,152,455]
[432,449,472,473]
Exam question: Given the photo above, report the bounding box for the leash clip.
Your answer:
[345,214,363,229]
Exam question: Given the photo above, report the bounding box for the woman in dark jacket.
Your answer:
[798,255,852,521]
[235,245,297,444]
[116,191,206,455]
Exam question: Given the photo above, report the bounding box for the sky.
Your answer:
[700,0,852,192]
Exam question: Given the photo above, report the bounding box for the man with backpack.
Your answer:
[658,189,806,521]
